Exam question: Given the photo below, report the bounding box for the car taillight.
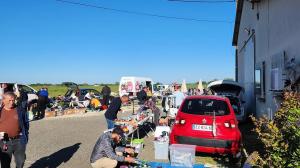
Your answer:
[230,120,236,128]
[175,119,186,125]
[224,120,236,128]
[224,122,230,128]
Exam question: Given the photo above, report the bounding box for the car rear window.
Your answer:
[181,99,230,116]
[81,90,88,96]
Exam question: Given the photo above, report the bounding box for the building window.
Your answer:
[255,69,261,94]
[255,61,266,99]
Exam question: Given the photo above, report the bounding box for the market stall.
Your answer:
[114,110,154,145]
[103,97,205,168]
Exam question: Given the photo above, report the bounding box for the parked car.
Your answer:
[169,95,242,162]
[207,80,246,122]
[62,82,103,102]
[0,82,38,104]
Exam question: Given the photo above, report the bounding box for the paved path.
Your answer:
[24,112,106,168]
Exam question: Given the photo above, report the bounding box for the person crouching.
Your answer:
[90,126,135,168]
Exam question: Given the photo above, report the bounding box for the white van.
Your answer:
[119,76,153,96]
[0,82,38,103]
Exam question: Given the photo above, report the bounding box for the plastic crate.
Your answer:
[169,144,196,167]
[153,141,169,160]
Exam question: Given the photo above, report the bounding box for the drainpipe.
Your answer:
[235,48,238,82]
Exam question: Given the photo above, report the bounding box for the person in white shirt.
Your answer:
[173,87,186,108]
[0,87,4,101]
[69,91,84,108]
[0,84,8,106]
[83,92,94,107]
[0,84,8,100]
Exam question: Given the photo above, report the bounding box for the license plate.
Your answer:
[192,124,212,131]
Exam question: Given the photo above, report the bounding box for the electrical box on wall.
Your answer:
[271,52,285,91]
[271,68,280,90]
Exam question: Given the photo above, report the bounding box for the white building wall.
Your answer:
[236,0,257,116]
[236,0,300,118]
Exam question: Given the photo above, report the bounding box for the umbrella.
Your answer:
[181,79,187,93]
[198,79,204,94]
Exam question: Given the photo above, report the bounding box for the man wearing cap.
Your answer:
[90,127,135,168]
[0,92,29,168]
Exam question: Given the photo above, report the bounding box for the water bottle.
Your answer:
[135,144,141,153]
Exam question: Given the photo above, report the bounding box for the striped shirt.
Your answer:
[90,132,125,163]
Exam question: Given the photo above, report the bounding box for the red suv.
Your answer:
[170,95,242,160]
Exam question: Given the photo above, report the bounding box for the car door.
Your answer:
[18,84,38,103]
[62,82,79,98]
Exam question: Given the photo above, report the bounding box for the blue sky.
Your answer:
[0,0,236,84]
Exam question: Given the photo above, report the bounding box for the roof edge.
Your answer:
[232,0,244,46]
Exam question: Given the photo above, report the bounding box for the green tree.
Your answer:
[251,92,300,168]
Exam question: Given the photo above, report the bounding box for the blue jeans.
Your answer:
[0,139,26,168]
[106,118,115,129]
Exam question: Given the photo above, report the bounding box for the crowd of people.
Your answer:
[91,86,162,168]
[0,83,203,168]
[187,88,208,96]
[67,85,112,111]
[0,84,116,168]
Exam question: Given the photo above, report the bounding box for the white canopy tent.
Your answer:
[181,79,187,93]
[197,79,204,94]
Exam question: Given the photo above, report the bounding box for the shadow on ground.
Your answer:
[196,152,240,168]
[239,120,265,155]
[29,143,81,168]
